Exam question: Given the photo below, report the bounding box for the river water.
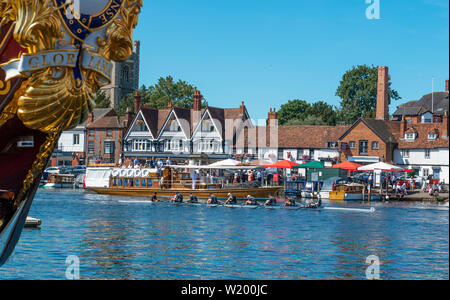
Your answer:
[0,189,448,280]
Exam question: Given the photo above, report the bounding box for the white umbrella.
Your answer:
[358,162,403,171]
[207,159,241,168]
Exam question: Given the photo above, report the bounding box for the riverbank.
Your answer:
[380,190,450,202]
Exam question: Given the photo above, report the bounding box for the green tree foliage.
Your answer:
[278,99,337,126]
[284,115,327,126]
[92,91,111,108]
[335,65,401,124]
[278,100,309,125]
[305,101,337,126]
[117,76,200,115]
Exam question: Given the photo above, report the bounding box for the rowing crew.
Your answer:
[169,192,200,204]
[284,196,321,208]
[165,192,321,208]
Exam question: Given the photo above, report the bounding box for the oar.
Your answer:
[323,207,376,213]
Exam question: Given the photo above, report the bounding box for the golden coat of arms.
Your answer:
[0,0,142,265]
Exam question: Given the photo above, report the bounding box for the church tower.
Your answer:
[100,40,141,108]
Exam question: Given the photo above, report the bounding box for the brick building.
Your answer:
[337,66,449,183]
[393,81,449,183]
[338,119,400,164]
[85,109,130,165]
[51,108,119,167]
[235,109,350,166]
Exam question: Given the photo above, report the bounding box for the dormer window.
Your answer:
[405,133,416,140]
[421,112,433,123]
[169,120,181,132]
[428,133,437,140]
[327,141,338,149]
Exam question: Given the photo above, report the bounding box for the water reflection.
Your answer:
[0,189,448,280]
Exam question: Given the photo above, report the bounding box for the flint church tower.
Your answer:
[101,40,140,108]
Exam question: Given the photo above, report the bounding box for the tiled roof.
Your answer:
[339,119,400,144]
[278,125,350,148]
[86,108,126,129]
[80,108,114,127]
[363,119,400,143]
[135,104,249,140]
[236,124,350,149]
[87,116,125,129]
[398,123,449,149]
[394,92,449,116]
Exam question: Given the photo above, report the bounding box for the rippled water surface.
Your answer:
[0,189,448,280]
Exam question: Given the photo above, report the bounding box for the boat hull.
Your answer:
[42,183,74,189]
[87,186,283,200]
[329,192,381,201]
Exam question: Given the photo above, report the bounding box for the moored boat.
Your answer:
[301,181,322,198]
[328,183,381,201]
[85,167,282,200]
[42,174,76,189]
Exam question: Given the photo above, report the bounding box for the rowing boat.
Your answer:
[115,199,377,213]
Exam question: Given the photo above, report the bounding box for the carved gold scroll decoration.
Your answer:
[0,0,143,133]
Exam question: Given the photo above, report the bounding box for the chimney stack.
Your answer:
[193,90,203,111]
[134,91,141,114]
[376,66,390,120]
[126,107,134,128]
[443,110,448,138]
[268,108,278,120]
[167,101,173,109]
[446,80,449,92]
[400,117,407,138]
[240,101,246,115]
[88,112,94,124]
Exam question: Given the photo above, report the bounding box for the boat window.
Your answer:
[112,178,117,187]
[147,179,153,187]
[141,179,146,187]
[135,179,140,187]
[124,179,129,187]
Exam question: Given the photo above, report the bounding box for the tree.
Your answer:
[117,76,201,115]
[284,115,327,126]
[92,91,111,108]
[305,101,337,126]
[278,99,338,126]
[336,65,401,124]
[278,99,309,125]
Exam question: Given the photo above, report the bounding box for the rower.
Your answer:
[284,197,296,207]
[171,192,183,203]
[307,195,322,209]
[245,195,257,206]
[225,193,237,205]
[188,193,199,203]
[265,195,277,206]
[207,193,218,204]
[151,192,159,202]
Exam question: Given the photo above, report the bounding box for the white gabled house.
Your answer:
[123,91,252,163]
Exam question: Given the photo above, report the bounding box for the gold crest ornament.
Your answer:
[0,0,143,133]
[0,0,142,265]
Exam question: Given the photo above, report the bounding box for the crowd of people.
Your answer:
[372,173,444,199]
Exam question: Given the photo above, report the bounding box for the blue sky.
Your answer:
[133,0,449,120]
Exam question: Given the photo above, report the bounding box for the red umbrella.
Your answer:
[332,161,363,171]
[264,160,300,169]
